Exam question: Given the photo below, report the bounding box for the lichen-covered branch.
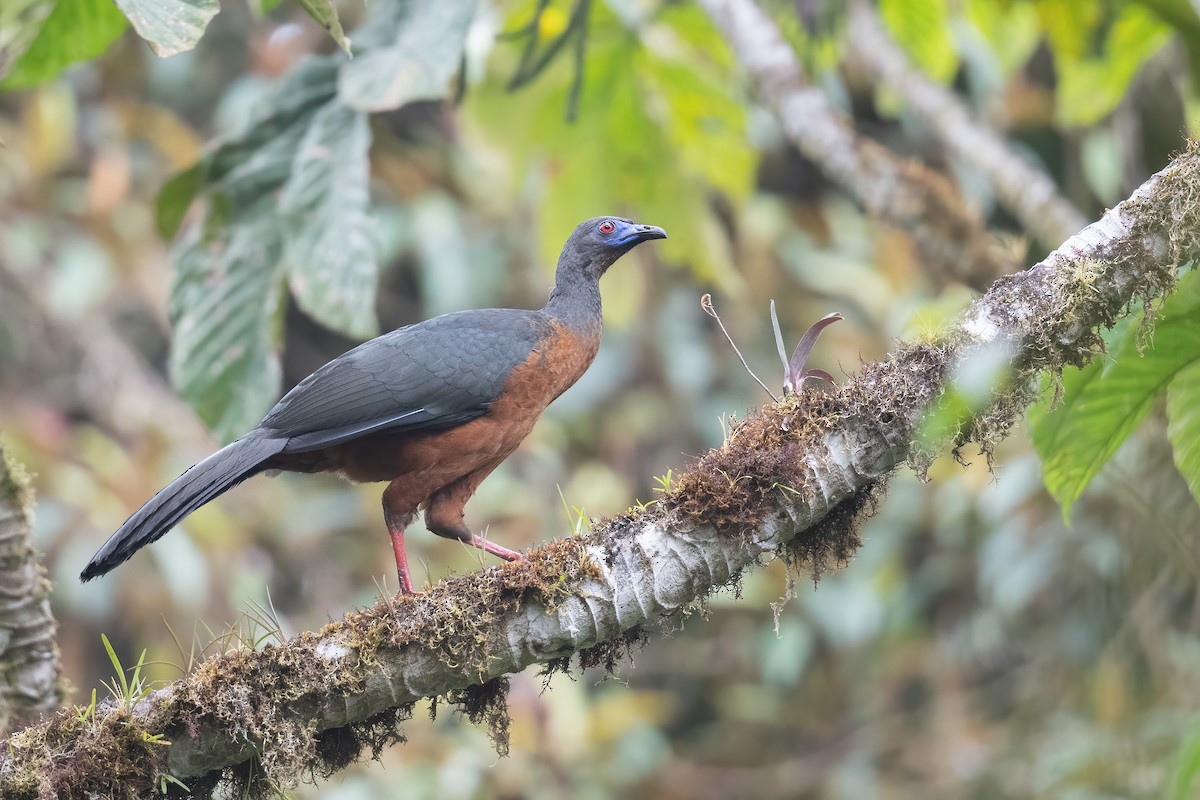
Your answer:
[699,0,1020,289]
[845,2,1089,249]
[0,444,63,733]
[4,146,1200,797]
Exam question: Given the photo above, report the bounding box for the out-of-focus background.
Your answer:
[2,0,1200,796]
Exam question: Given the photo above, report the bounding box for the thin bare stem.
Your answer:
[702,294,780,401]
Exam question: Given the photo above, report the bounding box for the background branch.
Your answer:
[0,443,63,733]
[699,0,1020,289]
[844,2,1090,249]
[3,142,1197,797]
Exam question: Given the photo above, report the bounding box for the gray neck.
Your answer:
[543,254,603,339]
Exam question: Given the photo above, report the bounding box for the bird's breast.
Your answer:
[491,320,601,418]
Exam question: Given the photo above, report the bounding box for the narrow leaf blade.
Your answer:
[770,300,789,377]
[788,312,843,386]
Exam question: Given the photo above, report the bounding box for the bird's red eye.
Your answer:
[599,221,615,234]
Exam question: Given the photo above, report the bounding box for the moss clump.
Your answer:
[667,343,949,542]
[1,707,172,800]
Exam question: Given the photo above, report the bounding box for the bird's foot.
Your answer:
[471,535,525,563]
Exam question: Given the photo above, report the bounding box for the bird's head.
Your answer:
[560,216,668,280]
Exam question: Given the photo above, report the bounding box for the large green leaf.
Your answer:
[1167,360,1200,507]
[280,104,379,339]
[1031,270,1200,518]
[113,0,219,57]
[1029,356,1150,521]
[880,0,957,82]
[154,57,341,240]
[169,206,284,443]
[339,0,477,111]
[161,58,343,437]
[2,0,127,88]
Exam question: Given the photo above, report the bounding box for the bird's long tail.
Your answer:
[80,434,287,581]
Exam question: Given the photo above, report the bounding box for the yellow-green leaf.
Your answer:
[880,0,957,82]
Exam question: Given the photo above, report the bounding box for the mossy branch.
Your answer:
[700,0,1022,289]
[4,146,1200,797]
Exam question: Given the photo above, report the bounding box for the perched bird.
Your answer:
[81,217,666,593]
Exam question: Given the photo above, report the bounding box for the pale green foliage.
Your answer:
[1031,270,1200,519]
[469,3,754,291]
[964,0,1040,76]
[880,0,957,82]
[339,0,478,111]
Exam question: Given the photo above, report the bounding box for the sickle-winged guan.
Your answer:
[81,216,666,593]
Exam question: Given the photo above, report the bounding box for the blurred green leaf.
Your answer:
[1165,718,1200,800]
[339,0,477,111]
[0,0,54,83]
[965,0,1040,75]
[246,0,285,16]
[169,203,284,444]
[2,0,128,88]
[155,164,201,240]
[1052,4,1171,125]
[113,0,219,57]
[880,0,957,82]
[1031,270,1200,519]
[297,0,351,55]
[280,104,379,339]
[1034,0,1097,59]
[1167,361,1200,507]
[467,3,752,289]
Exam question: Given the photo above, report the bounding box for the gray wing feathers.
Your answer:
[261,310,548,451]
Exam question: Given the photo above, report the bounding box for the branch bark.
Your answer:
[844,2,1090,249]
[2,138,1198,796]
[0,443,63,733]
[699,0,1021,289]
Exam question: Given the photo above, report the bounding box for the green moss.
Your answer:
[1,706,172,800]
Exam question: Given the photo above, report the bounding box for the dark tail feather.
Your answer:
[80,434,286,581]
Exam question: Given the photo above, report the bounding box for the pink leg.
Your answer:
[383,483,421,595]
[389,526,417,595]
